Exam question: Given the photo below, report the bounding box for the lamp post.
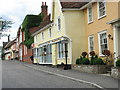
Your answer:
[65,43,68,66]
[61,40,68,70]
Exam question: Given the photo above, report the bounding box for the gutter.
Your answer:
[31,23,54,37]
[62,8,80,11]
[80,0,97,10]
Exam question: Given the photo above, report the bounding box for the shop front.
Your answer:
[33,36,72,66]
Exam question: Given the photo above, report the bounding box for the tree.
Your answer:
[0,17,13,39]
[0,17,13,31]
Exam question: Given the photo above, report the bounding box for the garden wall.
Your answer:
[72,65,108,74]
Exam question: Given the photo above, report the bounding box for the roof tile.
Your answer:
[60,1,89,9]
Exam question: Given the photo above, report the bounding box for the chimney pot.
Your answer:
[8,34,10,42]
[42,2,44,5]
[41,2,48,18]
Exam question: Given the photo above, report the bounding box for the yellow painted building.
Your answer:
[80,0,120,66]
[32,0,87,66]
[32,0,120,66]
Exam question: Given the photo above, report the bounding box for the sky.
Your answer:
[0,0,119,46]
[0,0,52,46]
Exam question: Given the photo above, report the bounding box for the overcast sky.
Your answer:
[0,0,52,46]
[0,0,119,46]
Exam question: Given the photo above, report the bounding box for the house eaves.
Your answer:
[79,0,96,10]
[106,18,120,24]
[4,39,16,49]
[62,8,80,11]
[60,2,89,10]
[31,23,53,37]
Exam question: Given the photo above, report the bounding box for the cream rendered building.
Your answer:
[32,0,87,66]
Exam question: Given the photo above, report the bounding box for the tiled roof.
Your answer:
[4,39,16,49]
[30,14,52,35]
[38,14,52,31]
[60,1,89,9]
[29,27,40,35]
[3,42,8,48]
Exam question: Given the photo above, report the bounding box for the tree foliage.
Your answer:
[0,17,13,30]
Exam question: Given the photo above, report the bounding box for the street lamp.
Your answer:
[61,40,69,70]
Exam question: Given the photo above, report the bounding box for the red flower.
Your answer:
[102,50,110,56]
[82,52,88,57]
[89,51,95,56]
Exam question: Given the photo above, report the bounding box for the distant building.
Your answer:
[3,36,18,60]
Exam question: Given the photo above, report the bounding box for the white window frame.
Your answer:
[33,48,37,58]
[34,36,36,43]
[98,30,108,56]
[49,28,52,38]
[57,43,69,59]
[41,32,44,41]
[87,5,93,24]
[57,16,61,31]
[88,35,94,53]
[20,31,22,43]
[97,0,106,19]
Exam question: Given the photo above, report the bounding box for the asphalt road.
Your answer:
[2,60,94,88]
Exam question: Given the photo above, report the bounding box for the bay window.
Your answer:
[58,42,68,59]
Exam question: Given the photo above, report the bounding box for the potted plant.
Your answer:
[116,59,120,67]
[89,51,96,65]
[102,50,111,65]
[82,51,88,58]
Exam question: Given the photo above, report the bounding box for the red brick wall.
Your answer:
[17,26,33,64]
[23,48,33,64]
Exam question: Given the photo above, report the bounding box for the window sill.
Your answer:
[99,54,106,57]
[58,57,70,60]
[98,14,106,20]
[88,21,93,24]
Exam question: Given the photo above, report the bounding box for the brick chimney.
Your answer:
[41,2,48,19]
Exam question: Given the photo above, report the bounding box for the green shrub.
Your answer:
[94,58,104,65]
[90,56,95,65]
[76,57,82,65]
[116,59,120,67]
[82,58,90,65]
[90,59,94,65]
[79,56,83,64]
[76,58,80,64]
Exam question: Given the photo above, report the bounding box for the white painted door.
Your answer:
[19,47,22,61]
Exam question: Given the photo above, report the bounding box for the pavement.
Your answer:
[19,60,120,90]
